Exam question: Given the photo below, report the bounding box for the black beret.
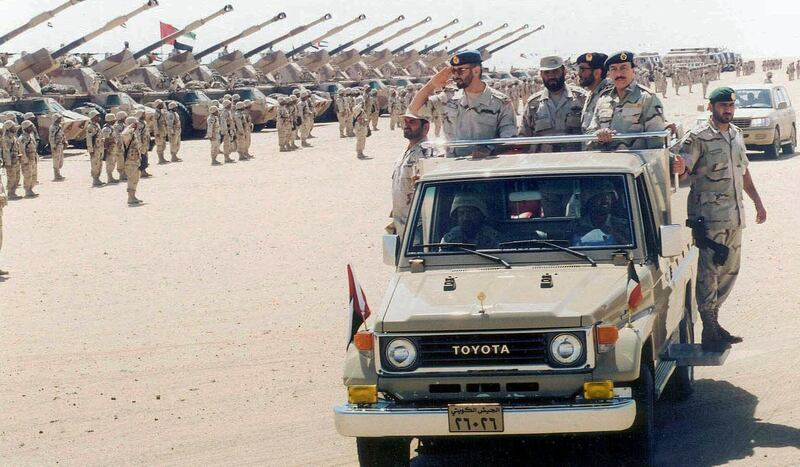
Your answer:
[576,52,608,69]
[604,51,635,70]
[709,87,736,104]
[450,49,482,66]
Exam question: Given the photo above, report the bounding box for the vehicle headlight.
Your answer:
[750,117,771,127]
[385,338,418,369]
[549,333,583,365]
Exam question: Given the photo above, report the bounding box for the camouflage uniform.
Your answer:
[101,114,119,183]
[391,139,429,236]
[276,98,293,152]
[242,100,254,157]
[220,100,236,163]
[233,102,251,161]
[85,112,104,186]
[49,116,66,181]
[335,91,348,138]
[23,113,39,185]
[299,92,315,147]
[344,90,356,137]
[389,91,404,131]
[121,117,142,205]
[18,123,38,197]
[581,78,611,132]
[206,106,222,165]
[167,102,182,162]
[353,102,369,159]
[587,82,666,150]
[428,84,518,157]
[136,112,151,177]
[520,84,587,152]
[114,111,128,181]
[153,101,169,164]
[2,122,21,198]
[367,89,380,130]
[677,117,749,345]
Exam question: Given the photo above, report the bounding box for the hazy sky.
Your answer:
[2,0,799,70]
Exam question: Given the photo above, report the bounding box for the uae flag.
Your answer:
[159,21,196,52]
[627,260,643,312]
[346,264,371,348]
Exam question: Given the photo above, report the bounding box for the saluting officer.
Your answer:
[410,50,517,157]
[519,56,587,152]
[587,51,667,150]
[672,87,767,351]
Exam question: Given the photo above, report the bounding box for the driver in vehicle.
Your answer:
[571,181,631,246]
[442,192,501,249]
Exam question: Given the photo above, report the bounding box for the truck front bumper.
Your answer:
[334,398,636,437]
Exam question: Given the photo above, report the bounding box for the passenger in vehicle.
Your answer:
[442,192,501,249]
[571,182,631,246]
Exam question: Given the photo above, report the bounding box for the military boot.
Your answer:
[8,190,21,200]
[211,157,222,166]
[700,308,732,352]
[107,175,119,184]
[714,309,743,344]
[0,269,8,275]
[24,189,38,198]
[158,155,169,164]
[53,168,65,182]
[92,177,105,187]
[224,155,235,163]
[127,190,142,206]
[170,155,183,162]
[120,173,128,182]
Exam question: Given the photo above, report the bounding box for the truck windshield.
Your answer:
[407,175,634,255]
[735,89,773,108]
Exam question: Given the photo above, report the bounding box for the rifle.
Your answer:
[686,217,729,266]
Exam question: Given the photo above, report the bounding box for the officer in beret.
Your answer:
[519,56,587,152]
[575,52,610,132]
[587,51,667,150]
[409,49,517,157]
[672,86,767,351]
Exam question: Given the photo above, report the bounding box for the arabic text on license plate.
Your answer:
[447,404,504,433]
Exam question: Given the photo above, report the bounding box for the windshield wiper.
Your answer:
[498,239,597,267]
[418,243,511,269]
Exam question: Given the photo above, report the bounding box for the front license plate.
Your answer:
[447,403,504,433]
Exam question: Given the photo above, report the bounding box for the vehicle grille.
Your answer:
[415,333,549,368]
[732,118,751,129]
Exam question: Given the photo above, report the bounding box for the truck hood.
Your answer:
[380,265,630,333]
[732,108,774,119]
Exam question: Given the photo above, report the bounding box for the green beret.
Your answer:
[709,87,736,103]
[604,51,635,70]
[450,49,482,66]
[576,52,608,69]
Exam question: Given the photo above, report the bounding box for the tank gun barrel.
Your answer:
[194,12,286,60]
[329,15,404,56]
[488,25,544,55]
[449,23,507,54]
[0,0,86,46]
[244,13,332,59]
[477,24,528,51]
[132,4,233,59]
[360,16,431,55]
[419,21,481,54]
[51,0,159,59]
[391,18,458,54]
[285,14,367,59]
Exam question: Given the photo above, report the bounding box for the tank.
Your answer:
[376,19,459,77]
[0,0,86,46]
[395,21,482,75]
[9,0,159,84]
[157,5,234,78]
[422,23,508,69]
[479,25,545,62]
[476,24,529,53]
[360,17,431,55]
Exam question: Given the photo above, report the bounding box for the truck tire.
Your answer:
[782,125,796,156]
[663,304,695,401]
[764,128,781,159]
[356,437,409,467]
[622,359,656,466]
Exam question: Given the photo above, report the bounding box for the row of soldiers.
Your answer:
[334,87,381,159]
[735,61,756,77]
[785,60,800,81]
[275,90,316,152]
[762,58,783,71]
[204,95,255,165]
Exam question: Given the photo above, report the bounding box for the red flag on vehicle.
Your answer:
[627,260,643,312]
[346,264,371,347]
[159,21,178,44]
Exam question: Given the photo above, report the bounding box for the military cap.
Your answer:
[23,112,35,119]
[153,99,163,105]
[235,102,245,110]
[449,49,482,66]
[604,51,635,70]
[168,101,178,109]
[3,120,15,129]
[576,52,608,69]
[402,110,428,123]
[708,86,736,104]
[54,113,63,121]
[211,100,220,106]
[20,120,32,129]
[223,100,232,107]
[539,56,564,71]
[292,89,300,95]
[209,105,219,113]
[87,110,99,118]
[232,94,240,101]
[125,116,137,125]
[105,113,116,122]
[223,94,232,100]
[243,99,252,105]
[116,111,128,120]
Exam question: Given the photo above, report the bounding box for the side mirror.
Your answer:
[777,101,788,110]
[382,234,400,266]
[659,224,684,258]
[696,105,705,112]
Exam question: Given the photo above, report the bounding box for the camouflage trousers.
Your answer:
[169,133,181,157]
[369,112,379,130]
[21,162,34,191]
[125,160,140,194]
[106,149,118,179]
[209,138,220,162]
[89,146,103,179]
[52,144,65,170]
[155,135,167,158]
[235,131,248,157]
[5,162,20,194]
[115,147,126,176]
[355,126,368,155]
[222,134,236,157]
[389,111,402,130]
[301,116,314,142]
[31,154,38,185]
[337,113,347,136]
[696,228,742,315]
[432,115,443,137]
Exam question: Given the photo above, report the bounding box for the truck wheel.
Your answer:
[356,437,409,467]
[782,125,796,156]
[622,360,656,466]
[663,305,695,401]
[764,128,781,159]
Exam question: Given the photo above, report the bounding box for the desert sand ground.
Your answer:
[1,66,799,466]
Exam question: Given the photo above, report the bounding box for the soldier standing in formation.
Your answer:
[0,163,6,275]
[101,114,119,184]
[167,102,182,162]
[49,114,66,181]
[153,100,170,165]
[588,51,667,150]
[289,94,301,149]
[136,110,152,178]
[2,121,21,199]
[18,121,39,198]
[114,111,128,181]
[277,97,292,152]
[520,56,587,152]
[22,113,39,185]
[367,89,380,131]
[672,87,767,351]
[85,110,104,187]
[701,70,710,99]
[388,89,404,131]
[299,91,315,147]
[353,100,369,159]
[206,105,222,165]
[121,117,142,205]
[221,100,237,164]
[335,90,348,138]
[233,101,251,161]
[411,50,517,157]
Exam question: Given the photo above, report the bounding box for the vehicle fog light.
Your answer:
[549,333,583,365]
[583,381,614,400]
[348,385,377,404]
[385,338,417,369]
